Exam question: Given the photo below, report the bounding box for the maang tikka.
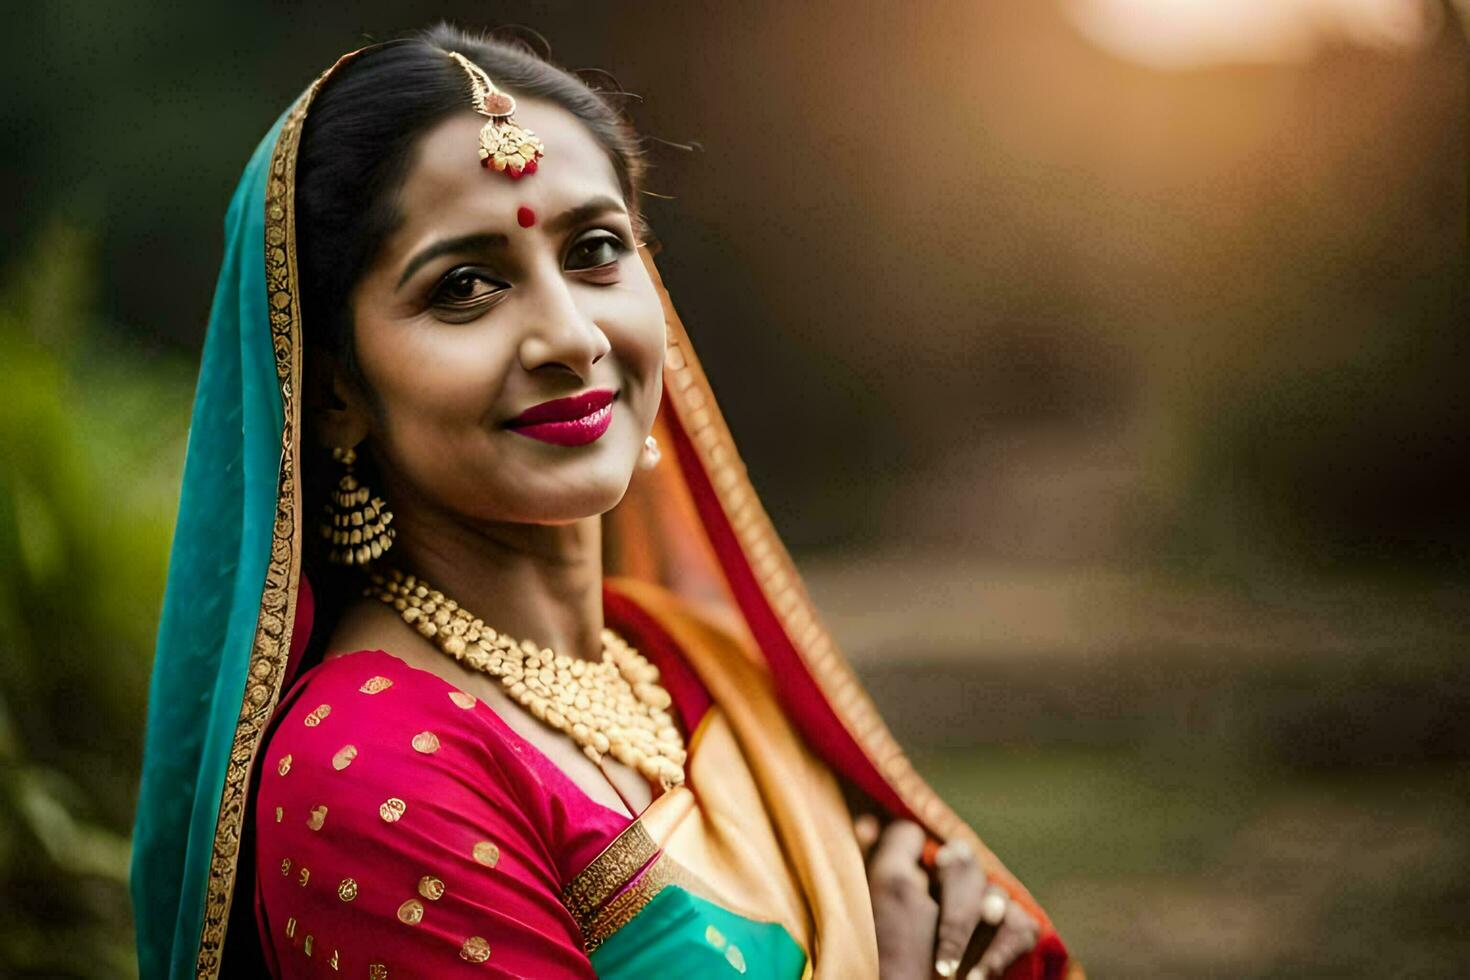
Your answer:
[447,51,545,179]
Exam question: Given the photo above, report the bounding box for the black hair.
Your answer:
[296,22,648,396]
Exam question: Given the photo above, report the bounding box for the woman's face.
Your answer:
[343,100,664,526]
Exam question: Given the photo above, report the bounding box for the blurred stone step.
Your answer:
[795,554,1469,765]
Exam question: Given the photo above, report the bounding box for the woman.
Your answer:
[130,25,1078,980]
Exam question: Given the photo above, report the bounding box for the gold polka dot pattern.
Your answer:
[726,945,747,973]
[396,898,424,925]
[472,841,500,868]
[359,675,394,694]
[459,936,492,963]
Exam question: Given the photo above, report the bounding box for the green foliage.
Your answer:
[0,220,193,978]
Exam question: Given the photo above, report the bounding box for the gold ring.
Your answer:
[980,885,1008,927]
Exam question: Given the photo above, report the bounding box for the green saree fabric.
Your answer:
[590,886,807,978]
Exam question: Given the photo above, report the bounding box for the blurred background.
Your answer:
[2,0,1466,975]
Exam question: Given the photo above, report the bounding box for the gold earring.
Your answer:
[639,435,661,471]
[321,446,395,565]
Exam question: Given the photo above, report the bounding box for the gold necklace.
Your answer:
[366,569,687,791]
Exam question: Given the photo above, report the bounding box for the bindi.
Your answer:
[516,206,536,228]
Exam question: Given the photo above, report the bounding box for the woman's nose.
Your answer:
[516,273,611,380]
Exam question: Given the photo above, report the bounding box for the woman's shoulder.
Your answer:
[273,647,485,732]
[252,649,598,978]
[259,649,550,818]
[256,649,566,872]
[256,648,629,875]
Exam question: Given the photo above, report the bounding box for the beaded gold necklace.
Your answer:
[366,569,687,791]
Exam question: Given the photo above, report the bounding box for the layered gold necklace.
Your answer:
[366,569,687,791]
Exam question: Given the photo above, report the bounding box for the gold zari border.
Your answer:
[649,257,965,841]
[579,854,709,953]
[645,253,1037,904]
[562,819,659,926]
[193,73,327,980]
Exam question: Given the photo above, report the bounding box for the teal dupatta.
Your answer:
[130,101,306,979]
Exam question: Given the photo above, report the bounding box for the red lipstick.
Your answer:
[504,388,616,446]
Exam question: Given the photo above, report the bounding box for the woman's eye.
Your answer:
[431,269,502,310]
[566,233,628,271]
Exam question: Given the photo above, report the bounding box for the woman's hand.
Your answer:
[857,815,1039,980]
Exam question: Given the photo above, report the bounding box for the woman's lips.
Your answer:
[504,388,616,446]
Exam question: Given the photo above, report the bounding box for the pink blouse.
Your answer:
[252,590,712,978]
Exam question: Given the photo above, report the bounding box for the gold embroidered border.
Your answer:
[192,53,355,978]
[642,252,1032,900]
[562,819,659,927]
[578,854,708,953]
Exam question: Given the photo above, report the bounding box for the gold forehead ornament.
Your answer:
[447,51,545,179]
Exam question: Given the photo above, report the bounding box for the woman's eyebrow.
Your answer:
[544,195,626,234]
[395,196,628,291]
[397,232,508,289]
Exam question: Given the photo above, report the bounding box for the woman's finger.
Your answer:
[867,818,927,878]
[931,839,986,978]
[965,898,1039,980]
[866,819,936,980]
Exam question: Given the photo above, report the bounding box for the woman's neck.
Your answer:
[383,501,606,663]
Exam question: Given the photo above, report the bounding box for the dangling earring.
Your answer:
[638,434,662,471]
[321,446,395,566]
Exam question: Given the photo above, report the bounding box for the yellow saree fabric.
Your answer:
[603,576,880,976]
